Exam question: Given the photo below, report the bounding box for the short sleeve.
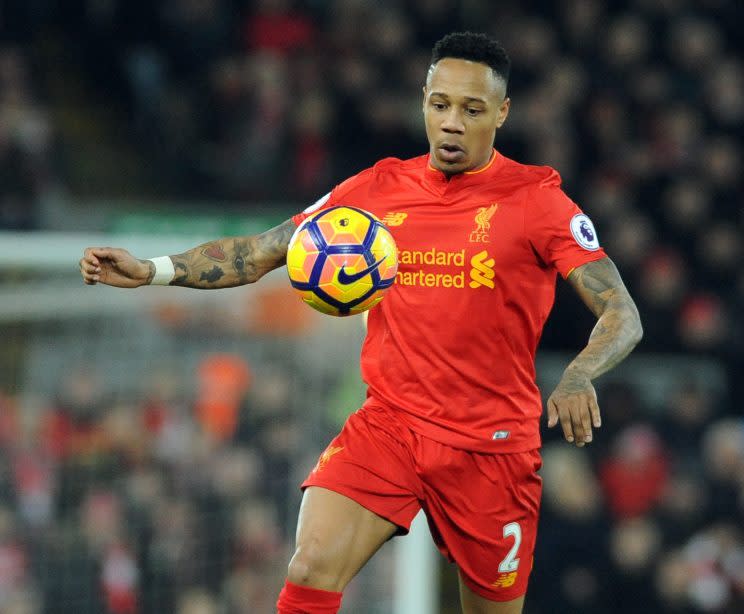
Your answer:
[291,192,332,226]
[526,181,607,279]
[292,167,375,226]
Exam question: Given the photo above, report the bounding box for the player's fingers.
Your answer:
[79,256,100,275]
[90,247,118,262]
[580,400,593,444]
[569,404,586,445]
[80,265,99,284]
[558,404,574,444]
[589,396,602,429]
[80,269,100,284]
[547,398,559,428]
[82,248,101,268]
[79,265,100,287]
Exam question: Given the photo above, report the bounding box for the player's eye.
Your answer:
[432,102,447,111]
[465,108,483,117]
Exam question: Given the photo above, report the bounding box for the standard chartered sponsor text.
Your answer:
[396,248,467,288]
[396,269,466,288]
[398,248,465,267]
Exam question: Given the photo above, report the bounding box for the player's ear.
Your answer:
[497,97,511,128]
[422,85,428,113]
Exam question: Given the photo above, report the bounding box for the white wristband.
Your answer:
[148,256,175,285]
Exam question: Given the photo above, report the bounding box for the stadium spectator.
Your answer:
[0,47,54,229]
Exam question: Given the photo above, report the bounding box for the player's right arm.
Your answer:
[80,219,297,289]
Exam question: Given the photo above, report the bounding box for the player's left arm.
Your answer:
[547,257,643,447]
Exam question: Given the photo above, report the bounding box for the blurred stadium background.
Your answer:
[0,0,743,612]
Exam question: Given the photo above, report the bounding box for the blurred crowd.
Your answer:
[533,377,744,614]
[0,360,742,613]
[0,0,743,612]
[0,354,303,614]
[0,44,54,230]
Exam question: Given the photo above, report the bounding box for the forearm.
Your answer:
[564,258,643,381]
[167,237,260,288]
[565,293,643,380]
[167,220,296,289]
[549,258,640,446]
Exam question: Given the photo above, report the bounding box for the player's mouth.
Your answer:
[437,143,466,164]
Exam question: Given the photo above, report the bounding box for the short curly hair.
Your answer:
[431,32,510,86]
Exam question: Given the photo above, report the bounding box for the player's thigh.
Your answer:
[289,486,398,591]
[424,448,542,603]
[460,580,525,614]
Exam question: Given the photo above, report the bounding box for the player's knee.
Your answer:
[286,543,340,590]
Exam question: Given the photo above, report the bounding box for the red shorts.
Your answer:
[302,403,542,602]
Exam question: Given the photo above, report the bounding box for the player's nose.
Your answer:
[441,108,465,133]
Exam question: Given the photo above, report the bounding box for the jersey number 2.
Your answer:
[498,522,522,572]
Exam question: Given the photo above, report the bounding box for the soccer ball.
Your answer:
[286,206,398,316]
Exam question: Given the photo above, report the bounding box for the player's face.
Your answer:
[423,58,510,176]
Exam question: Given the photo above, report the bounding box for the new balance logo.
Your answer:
[491,572,518,588]
[382,212,408,226]
[469,250,495,288]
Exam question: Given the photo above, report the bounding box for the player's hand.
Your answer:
[546,368,601,448]
[79,247,152,288]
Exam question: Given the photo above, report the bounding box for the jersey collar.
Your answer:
[425,149,504,184]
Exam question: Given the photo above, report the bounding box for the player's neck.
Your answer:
[429,149,497,180]
[465,150,497,175]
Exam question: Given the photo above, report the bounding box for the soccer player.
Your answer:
[80,32,642,614]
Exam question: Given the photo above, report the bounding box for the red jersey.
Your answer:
[292,150,607,452]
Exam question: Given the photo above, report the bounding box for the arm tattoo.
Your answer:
[169,219,296,289]
[199,266,225,283]
[139,259,156,285]
[201,244,227,262]
[565,257,643,380]
[173,261,188,284]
